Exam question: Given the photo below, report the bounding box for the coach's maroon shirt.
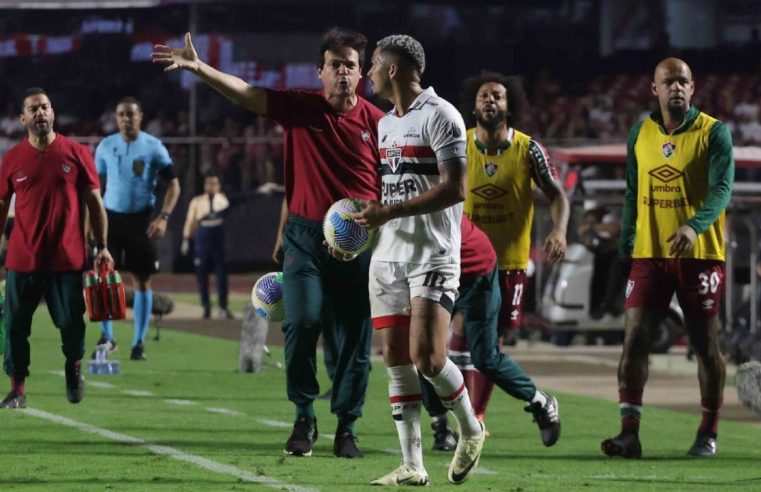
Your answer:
[0,134,100,272]
[460,214,497,281]
[266,90,384,222]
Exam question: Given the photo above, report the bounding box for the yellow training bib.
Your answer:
[632,112,725,260]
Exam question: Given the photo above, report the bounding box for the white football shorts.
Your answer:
[369,260,459,330]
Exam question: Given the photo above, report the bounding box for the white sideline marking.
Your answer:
[256,418,334,439]
[166,399,198,406]
[257,418,292,429]
[122,390,155,397]
[381,448,402,455]
[206,407,245,417]
[49,371,115,389]
[22,408,317,492]
[89,381,116,389]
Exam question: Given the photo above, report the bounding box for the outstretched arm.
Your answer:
[152,32,267,115]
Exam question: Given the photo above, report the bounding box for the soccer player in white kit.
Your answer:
[355,34,486,486]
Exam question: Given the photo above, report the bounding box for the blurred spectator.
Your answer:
[576,201,625,319]
[0,102,23,138]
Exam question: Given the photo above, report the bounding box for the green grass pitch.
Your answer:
[2,312,761,491]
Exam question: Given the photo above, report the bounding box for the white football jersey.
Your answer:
[373,87,467,265]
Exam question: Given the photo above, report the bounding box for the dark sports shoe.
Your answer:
[89,336,117,360]
[284,416,318,457]
[525,392,561,446]
[687,432,717,457]
[601,431,642,458]
[130,343,147,361]
[202,307,211,319]
[334,431,363,458]
[65,360,85,404]
[431,418,458,451]
[0,391,27,409]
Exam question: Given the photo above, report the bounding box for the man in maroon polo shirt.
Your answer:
[0,87,113,409]
[153,29,383,458]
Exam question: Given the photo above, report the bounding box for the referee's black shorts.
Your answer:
[106,209,158,275]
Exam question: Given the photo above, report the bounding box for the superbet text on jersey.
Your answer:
[374,87,467,265]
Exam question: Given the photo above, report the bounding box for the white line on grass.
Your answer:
[122,390,155,397]
[206,407,245,417]
[49,371,115,388]
[257,418,293,428]
[165,399,198,406]
[22,408,317,492]
[89,381,117,389]
[255,418,334,439]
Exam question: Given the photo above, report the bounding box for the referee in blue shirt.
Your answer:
[94,97,181,360]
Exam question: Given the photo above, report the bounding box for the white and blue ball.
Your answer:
[251,272,285,322]
[323,198,376,257]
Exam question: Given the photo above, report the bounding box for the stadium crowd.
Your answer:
[1,71,759,195]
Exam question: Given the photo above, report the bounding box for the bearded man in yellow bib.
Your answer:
[449,72,569,444]
[602,58,734,459]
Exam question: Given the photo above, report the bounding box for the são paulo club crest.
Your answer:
[484,161,498,177]
[662,142,676,158]
[360,130,370,142]
[386,147,402,172]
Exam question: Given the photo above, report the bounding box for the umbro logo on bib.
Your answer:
[61,163,71,173]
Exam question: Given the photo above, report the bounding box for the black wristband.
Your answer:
[160,212,171,220]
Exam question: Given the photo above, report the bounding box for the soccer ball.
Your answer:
[323,198,376,256]
[251,272,285,322]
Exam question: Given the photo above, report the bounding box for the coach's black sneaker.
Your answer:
[89,336,117,360]
[130,343,147,361]
[687,432,717,457]
[202,306,211,319]
[432,417,458,451]
[0,391,27,409]
[525,392,561,446]
[334,431,363,458]
[65,360,85,404]
[601,431,642,458]
[284,416,318,457]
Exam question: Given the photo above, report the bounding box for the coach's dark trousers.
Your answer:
[281,215,372,425]
[3,270,86,379]
[194,225,228,310]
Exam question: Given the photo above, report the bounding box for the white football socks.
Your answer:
[387,364,424,469]
[531,390,548,407]
[424,358,482,438]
